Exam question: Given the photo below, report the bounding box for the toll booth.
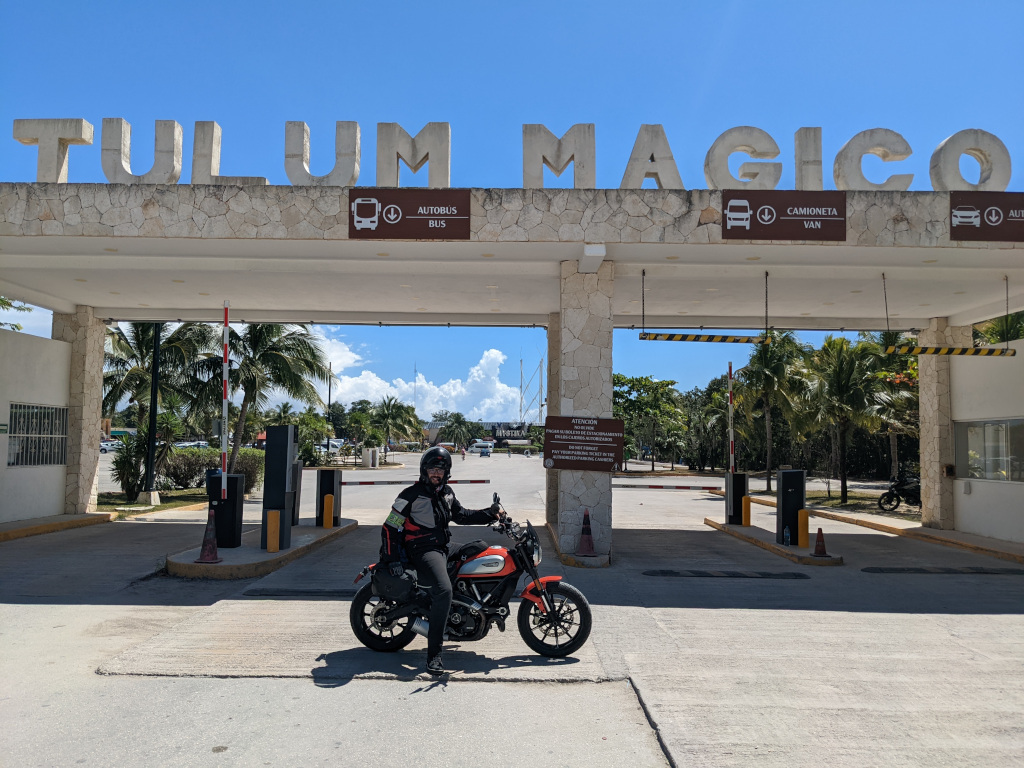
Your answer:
[206,471,244,548]
[776,469,806,545]
[724,472,747,525]
[262,425,300,550]
[316,468,342,527]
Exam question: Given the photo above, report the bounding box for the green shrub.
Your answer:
[163,448,220,489]
[232,448,266,495]
[110,432,147,502]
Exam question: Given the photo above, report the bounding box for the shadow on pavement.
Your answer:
[311,645,581,687]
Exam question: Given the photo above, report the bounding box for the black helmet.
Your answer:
[420,446,452,485]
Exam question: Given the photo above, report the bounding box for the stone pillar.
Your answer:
[555,260,614,564]
[545,312,560,529]
[917,317,971,530]
[52,307,105,514]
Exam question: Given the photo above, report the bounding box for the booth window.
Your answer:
[954,419,1024,482]
[7,404,69,467]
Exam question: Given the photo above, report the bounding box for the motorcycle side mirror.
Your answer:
[493,492,500,504]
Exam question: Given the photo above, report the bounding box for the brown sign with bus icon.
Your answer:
[348,189,471,240]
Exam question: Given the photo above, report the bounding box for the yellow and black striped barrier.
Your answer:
[639,332,768,344]
[885,345,1016,357]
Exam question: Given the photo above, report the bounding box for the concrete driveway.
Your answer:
[3,454,1022,767]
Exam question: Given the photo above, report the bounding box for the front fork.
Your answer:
[522,563,558,616]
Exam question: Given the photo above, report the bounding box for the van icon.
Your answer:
[725,199,752,230]
[351,197,381,230]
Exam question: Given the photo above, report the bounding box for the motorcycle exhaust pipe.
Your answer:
[411,617,429,637]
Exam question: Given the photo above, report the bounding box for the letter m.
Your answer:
[522,124,595,188]
[376,122,450,188]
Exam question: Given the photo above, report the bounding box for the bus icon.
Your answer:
[351,197,381,230]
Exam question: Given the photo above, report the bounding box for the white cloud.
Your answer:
[327,348,525,421]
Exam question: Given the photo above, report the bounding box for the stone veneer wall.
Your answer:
[50,306,105,514]
[555,261,614,558]
[2,184,1022,250]
[545,311,560,531]
[917,318,973,529]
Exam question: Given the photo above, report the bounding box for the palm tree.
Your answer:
[266,402,297,426]
[437,412,474,449]
[975,312,1024,345]
[371,396,419,463]
[103,322,217,425]
[859,331,917,479]
[738,330,804,491]
[193,324,331,475]
[799,336,881,504]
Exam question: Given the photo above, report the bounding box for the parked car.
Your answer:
[99,440,120,454]
[468,441,495,454]
[479,447,492,457]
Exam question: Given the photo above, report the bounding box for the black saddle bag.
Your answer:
[371,563,418,602]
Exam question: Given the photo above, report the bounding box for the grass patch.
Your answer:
[98,489,209,519]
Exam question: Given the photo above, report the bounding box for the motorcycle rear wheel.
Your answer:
[878,491,901,512]
[349,582,417,652]
[517,582,592,657]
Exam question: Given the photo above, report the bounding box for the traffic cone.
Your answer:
[194,503,222,564]
[812,527,830,558]
[577,509,596,556]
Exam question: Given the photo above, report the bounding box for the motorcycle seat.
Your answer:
[449,540,489,563]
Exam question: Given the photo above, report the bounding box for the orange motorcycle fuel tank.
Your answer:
[456,546,518,578]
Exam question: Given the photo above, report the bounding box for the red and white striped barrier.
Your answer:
[339,479,490,486]
[614,484,722,491]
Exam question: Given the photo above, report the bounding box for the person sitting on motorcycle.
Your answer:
[379,446,500,676]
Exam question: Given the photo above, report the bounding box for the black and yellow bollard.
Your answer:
[266,509,280,553]
[798,509,810,548]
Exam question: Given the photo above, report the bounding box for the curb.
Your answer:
[0,512,114,542]
[807,509,1024,565]
[703,517,844,566]
[166,520,358,579]
[545,520,610,568]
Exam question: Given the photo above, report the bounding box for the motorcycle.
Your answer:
[877,474,922,512]
[350,494,592,658]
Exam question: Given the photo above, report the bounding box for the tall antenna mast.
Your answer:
[519,357,524,422]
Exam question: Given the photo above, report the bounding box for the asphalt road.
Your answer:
[4,454,1022,767]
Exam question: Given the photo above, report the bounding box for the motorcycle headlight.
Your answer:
[532,541,542,566]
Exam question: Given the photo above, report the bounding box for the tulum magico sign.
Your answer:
[10,118,1017,193]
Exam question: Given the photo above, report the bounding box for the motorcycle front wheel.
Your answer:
[349,582,417,652]
[878,491,901,512]
[517,582,592,657]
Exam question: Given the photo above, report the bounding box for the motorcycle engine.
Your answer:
[447,596,488,641]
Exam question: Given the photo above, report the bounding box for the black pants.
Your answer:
[408,548,452,659]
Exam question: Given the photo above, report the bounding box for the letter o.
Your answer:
[929,129,1011,191]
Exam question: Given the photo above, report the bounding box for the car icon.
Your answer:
[725,199,752,230]
[351,197,381,230]
[951,205,981,227]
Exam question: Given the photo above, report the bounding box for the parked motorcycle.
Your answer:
[878,474,921,512]
[350,494,592,657]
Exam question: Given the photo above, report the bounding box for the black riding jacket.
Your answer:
[380,480,494,562]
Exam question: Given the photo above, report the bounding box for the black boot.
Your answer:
[426,652,445,676]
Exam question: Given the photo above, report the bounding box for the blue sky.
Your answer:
[2,1,1022,418]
